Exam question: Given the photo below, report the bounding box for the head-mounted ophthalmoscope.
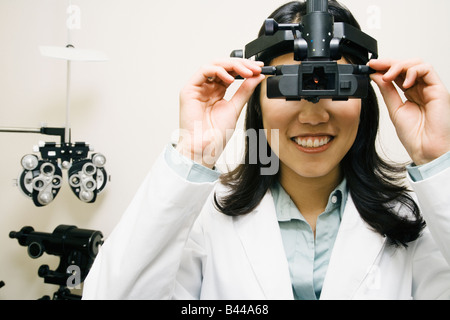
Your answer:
[231,0,378,103]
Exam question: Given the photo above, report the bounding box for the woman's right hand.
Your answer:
[177,58,265,168]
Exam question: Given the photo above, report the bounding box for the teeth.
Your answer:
[294,136,331,148]
[314,139,320,148]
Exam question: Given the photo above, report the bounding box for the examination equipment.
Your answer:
[9,225,103,300]
[1,126,108,206]
[231,0,378,103]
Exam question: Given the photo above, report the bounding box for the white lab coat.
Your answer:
[83,150,450,300]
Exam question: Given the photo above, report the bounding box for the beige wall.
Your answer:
[0,0,449,299]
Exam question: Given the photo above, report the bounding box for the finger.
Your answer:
[239,59,265,74]
[187,65,233,87]
[381,59,423,82]
[403,63,441,89]
[203,66,235,85]
[192,61,263,87]
[213,58,264,74]
[370,72,404,120]
[368,59,396,72]
[369,59,404,90]
[210,59,264,79]
[373,59,442,91]
[229,74,266,116]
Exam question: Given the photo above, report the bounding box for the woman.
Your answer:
[83,1,450,300]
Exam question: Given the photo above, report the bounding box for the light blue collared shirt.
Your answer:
[164,144,450,299]
[164,144,221,182]
[270,179,348,300]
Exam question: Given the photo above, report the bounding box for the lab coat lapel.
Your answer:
[320,194,387,299]
[233,191,294,300]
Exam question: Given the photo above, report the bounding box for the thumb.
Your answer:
[370,73,403,121]
[229,74,266,116]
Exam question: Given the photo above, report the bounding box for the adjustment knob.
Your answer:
[265,19,279,36]
[230,49,243,58]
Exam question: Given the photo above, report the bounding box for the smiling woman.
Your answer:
[82,0,450,301]
[215,2,424,247]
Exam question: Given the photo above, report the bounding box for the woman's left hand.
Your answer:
[369,59,450,165]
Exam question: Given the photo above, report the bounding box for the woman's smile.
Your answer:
[291,135,335,153]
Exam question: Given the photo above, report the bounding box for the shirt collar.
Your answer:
[271,178,348,223]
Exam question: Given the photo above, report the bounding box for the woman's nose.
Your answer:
[297,100,330,125]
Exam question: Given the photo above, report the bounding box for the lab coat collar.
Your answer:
[233,191,386,300]
[320,194,387,299]
[233,190,294,300]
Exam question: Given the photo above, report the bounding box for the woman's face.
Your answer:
[260,54,361,181]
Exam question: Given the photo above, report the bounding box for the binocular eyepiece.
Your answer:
[18,142,108,207]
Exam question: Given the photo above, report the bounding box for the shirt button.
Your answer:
[331,195,338,204]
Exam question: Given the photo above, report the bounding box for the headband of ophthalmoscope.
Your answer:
[231,0,378,103]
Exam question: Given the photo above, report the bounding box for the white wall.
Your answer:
[0,0,449,300]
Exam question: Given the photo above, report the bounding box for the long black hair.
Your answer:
[215,1,425,247]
